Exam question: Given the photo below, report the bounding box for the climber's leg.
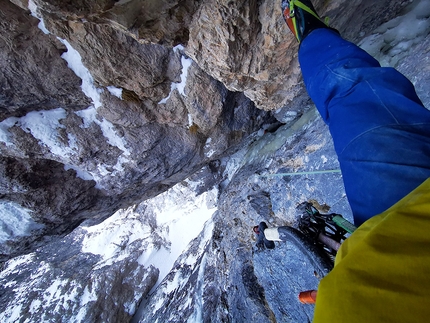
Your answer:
[299,28,430,225]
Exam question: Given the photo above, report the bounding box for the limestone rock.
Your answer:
[133,110,352,323]
[186,0,413,110]
[0,210,160,323]
[1,0,428,321]
[0,0,90,120]
[186,0,301,110]
[0,0,273,260]
[36,0,198,46]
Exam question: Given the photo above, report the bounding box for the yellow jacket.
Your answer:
[314,178,430,322]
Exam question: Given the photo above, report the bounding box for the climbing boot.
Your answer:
[281,0,329,43]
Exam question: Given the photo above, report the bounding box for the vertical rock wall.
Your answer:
[1,0,274,260]
[1,0,427,321]
[0,0,418,294]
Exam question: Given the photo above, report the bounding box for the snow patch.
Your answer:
[177,56,192,96]
[81,179,217,309]
[164,272,183,294]
[99,119,130,155]
[173,45,185,53]
[1,170,218,323]
[184,218,214,267]
[82,208,151,267]
[0,201,44,244]
[80,286,97,306]
[183,178,203,192]
[188,114,194,127]
[28,0,50,34]
[0,254,34,277]
[58,39,102,108]
[8,304,23,323]
[75,107,130,156]
[139,184,217,289]
[74,106,131,186]
[205,150,215,158]
[22,109,71,155]
[21,0,131,187]
[107,86,123,99]
[152,297,165,314]
[158,48,193,104]
[0,259,54,322]
[64,164,95,181]
[75,106,98,129]
[0,109,75,157]
[204,137,215,157]
[140,218,214,321]
[29,299,42,314]
[67,133,78,150]
[57,38,130,182]
[44,279,66,302]
[0,117,19,146]
[124,303,136,316]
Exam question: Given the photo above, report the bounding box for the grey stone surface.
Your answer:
[0,0,429,321]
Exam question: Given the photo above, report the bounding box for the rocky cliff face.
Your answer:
[1,0,429,322]
[0,0,412,261]
[1,0,275,260]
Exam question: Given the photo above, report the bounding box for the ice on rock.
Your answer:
[27,0,131,186]
[107,86,123,99]
[359,0,430,67]
[159,46,193,104]
[0,201,43,244]
[28,0,50,34]
[0,109,75,157]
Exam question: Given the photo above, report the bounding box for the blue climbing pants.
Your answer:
[299,29,430,225]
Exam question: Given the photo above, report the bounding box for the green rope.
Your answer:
[332,215,357,234]
[260,169,341,177]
